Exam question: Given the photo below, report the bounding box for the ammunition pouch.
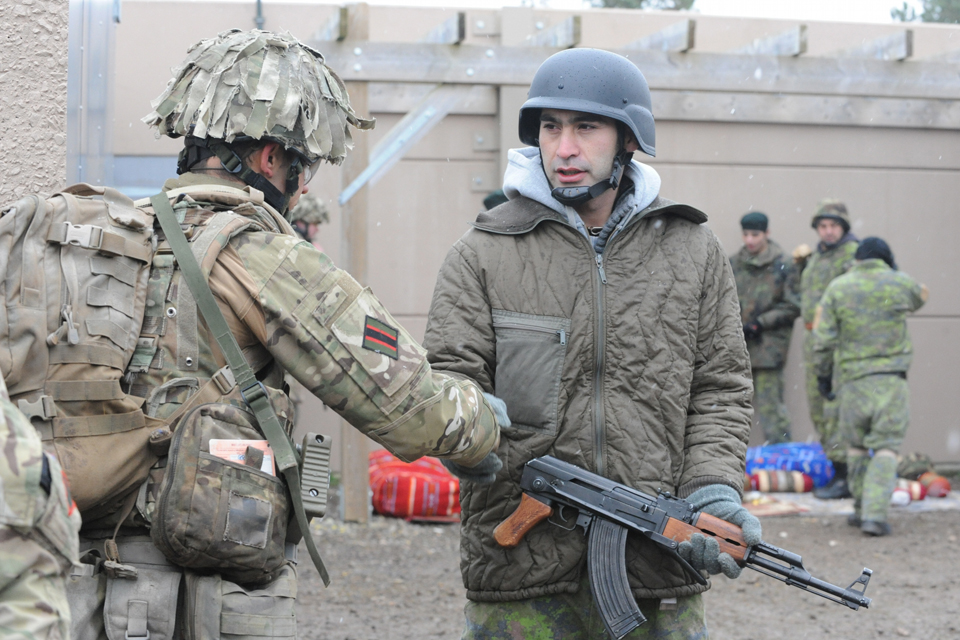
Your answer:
[182,563,298,640]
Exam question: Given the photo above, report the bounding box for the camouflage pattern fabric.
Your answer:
[799,234,857,327]
[799,235,856,461]
[730,239,800,370]
[123,175,499,472]
[838,375,910,457]
[803,344,843,463]
[897,452,935,480]
[462,574,706,640]
[0,374,81,639]
[142,29,374,165]
[858,454,899,524]
[811,259,926,385]
[751,368,791,443]
[288,193,329,226]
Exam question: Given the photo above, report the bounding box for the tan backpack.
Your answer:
[0,184,160,519]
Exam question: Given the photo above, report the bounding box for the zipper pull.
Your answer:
[558,329,567,345]
[595,254,607,284]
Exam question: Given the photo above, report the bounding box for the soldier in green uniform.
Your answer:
[0,373,81,639]
[730,212,800,443]
[811,238,927,536]
[798,200,858,499]
[63,29,503,640]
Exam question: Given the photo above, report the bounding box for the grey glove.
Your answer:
[679,484,762,579]
[441,452,502,484]
[482,392,511,429]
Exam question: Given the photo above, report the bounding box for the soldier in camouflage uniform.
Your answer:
[730,212,800,444]
[798,200,858,499]
[66,29,502,640]
[0,373,81,639]
[812,237,927,536]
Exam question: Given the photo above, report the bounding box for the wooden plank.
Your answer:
[320,42,960,100]
[313,6,348,42]
[470,12,500,37]
[524,16,580,49]
[368,82,496,115]
[652,89,960,130]
[730,25,807,57]
[339,3,371,525]
[623,19,695,53]
[835,30,913,61]
[421,12,465,45]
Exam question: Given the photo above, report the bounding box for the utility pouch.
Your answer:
[151,402,290,585]
[182,564,298,640]
[103,565,181,640]
[67,551,107,640]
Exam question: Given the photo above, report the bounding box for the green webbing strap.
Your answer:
[150,194,331,586]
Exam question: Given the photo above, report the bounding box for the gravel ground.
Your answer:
[295,507,960,639]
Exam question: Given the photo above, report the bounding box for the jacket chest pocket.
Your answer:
[492,310,570,435]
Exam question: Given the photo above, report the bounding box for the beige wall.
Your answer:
[0,0,69,197]
[113,3,960,466]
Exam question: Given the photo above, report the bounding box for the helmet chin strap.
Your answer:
[200,140,300,216]
[550,150,633,208]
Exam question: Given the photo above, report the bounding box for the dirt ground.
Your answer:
[295,504,960,640]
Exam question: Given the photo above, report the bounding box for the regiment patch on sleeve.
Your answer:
[362,316,399,359]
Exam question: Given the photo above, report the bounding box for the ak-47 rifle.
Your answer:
[494,456,872,640]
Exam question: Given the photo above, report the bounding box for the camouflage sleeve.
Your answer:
[0,376,79,639]
[904,274,927,312]
[756,260,801,330]
[810,287,840,379]
[227,232,499,466]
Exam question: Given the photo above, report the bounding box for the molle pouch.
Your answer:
[151,402,291,585]
[182,564,298,640]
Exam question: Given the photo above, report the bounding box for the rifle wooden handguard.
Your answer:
[662,512,749,563]
[493,493,553,548]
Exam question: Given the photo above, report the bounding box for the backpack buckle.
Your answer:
[61,222,104,250]
[211,366,236,395]
[17,395,58,421]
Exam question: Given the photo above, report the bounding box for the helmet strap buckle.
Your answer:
[550,149,632,208]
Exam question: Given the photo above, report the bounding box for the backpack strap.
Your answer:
[150,193,331,586]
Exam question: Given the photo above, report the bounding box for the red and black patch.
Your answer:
[362,316,399,359]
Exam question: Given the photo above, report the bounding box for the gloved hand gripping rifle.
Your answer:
[494,456,873,640]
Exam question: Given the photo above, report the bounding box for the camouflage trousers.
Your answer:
[803,335,843,463]
[839,374,909,524]
[751,368,792,444]
[0,526,72,640]
[462,575,707,640]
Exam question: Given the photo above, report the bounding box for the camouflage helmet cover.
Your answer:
[811,198,850,233]
[143,29,375,165]
[288,193,330,225]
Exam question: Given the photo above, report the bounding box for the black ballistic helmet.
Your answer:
[519,48,656,156]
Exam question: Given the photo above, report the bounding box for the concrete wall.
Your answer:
[0,0,69,197]
[113,2,960,467]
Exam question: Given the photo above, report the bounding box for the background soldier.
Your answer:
[798,199,859,499]
[426,48,757,639]
[730,211,800,444]
[0,373,80,639]
[812,238,928,536]
[64,29,502,639]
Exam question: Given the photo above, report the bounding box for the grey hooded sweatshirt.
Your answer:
[424,147,752,602]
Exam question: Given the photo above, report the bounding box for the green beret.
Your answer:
[740,211,768,231]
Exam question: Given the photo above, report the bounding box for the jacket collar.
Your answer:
[473,194,707,236]
[736,240,783,268]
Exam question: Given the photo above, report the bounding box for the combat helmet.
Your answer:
[143,29,374,216]
[518,48,656,206]
[811,199,851,233]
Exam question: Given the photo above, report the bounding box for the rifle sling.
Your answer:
[150,193,330,586]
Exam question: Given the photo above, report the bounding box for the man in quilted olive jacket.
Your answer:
[426,49,758,639]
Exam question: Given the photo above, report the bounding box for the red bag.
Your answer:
[368,450,460,522]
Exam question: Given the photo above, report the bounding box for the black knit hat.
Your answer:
[855,237,897,270]
[740,211,768,231]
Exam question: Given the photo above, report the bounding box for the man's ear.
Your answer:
[623,132,640,153]
[254,141,283,178]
